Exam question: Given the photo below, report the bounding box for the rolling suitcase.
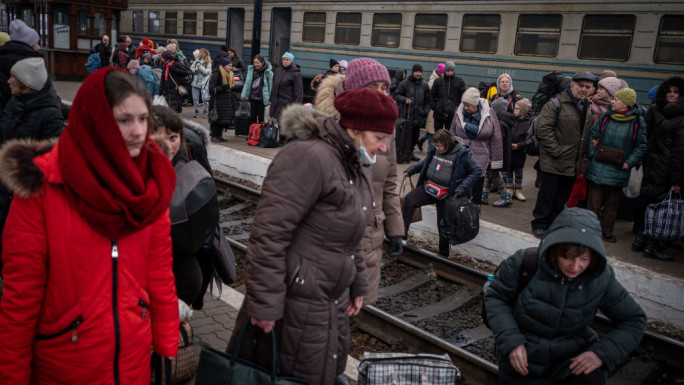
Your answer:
[234,101,251,137]
[395,107,413,164]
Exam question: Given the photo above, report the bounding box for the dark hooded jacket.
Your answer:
[430,73,466,120]
[394,74,431,127]
[510,113,532,170]
[227,105,372,385]
[208,66,238,125]
[160,59,192,111]
[269,63,303,120]
[0,41,46,108]
[484,208,646,385]
[389,68,405,98]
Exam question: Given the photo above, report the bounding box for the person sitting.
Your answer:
[484,207,646,385]
[402,130,481,257]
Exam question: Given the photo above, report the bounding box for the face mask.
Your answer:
[356,135,376,166]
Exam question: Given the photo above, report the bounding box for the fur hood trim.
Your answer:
[279,105,330,140]
[182,118,210,147]
[313,74,345,118]
[0,138,58,198]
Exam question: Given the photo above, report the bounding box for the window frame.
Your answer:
[459,13,501,54]
[412,13,448,51]
[131,10,143,33]
[578,14,635,62]
[514,14,562,58]
[165,11,177,35]
[93,12,106,37]
[78,9,91,35]
[303,12,326,43]
[334,12,362,45]
[371,13,402,48]
[654,15,684,65]
[183,11,197,36]
[148,10,160,34]
[203,11,218,37]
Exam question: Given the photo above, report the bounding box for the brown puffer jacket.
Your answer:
[228,104,372,385]
[314,74,404,304]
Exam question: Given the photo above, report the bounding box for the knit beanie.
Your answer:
[10,19,39,47]
[462,87,480,106]
[600,70,617,80]
[516,98,532,116]
[127,60,140,70]
[142,52,152,61]
[0,32,10,47]
[10,57,47,91]
[339,60,348,69]
[142,38,151,47]
[598,77,623,96]
[330,58,339,68]
[282,52,294,62]
[437,63,445,75]
[343,58,391,91]
[490,98,508,115]
[445,61,456,72]
[614,88,637,108]
[412,63,423,73]
[219,57,232,66]
[334,88,398,134]
[161,50,174,61]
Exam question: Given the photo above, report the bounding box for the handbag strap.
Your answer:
[232,319,281,382]
[168,71,180,88]
[598,115,638,151]
[152,352,174,385]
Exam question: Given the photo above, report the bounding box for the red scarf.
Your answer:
[58,67,176,238]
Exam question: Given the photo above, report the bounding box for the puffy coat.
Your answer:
[190,59,212,89]
[484,208,646,385]
[394,75,431,127]
[208,68,237,125]
[450,99,504,176]
[160,60,192,111]
[313,73,404,304]
[227,105,372,385]
[0,140,179,384]
[389,68,405,98]
[0,41,47,108]
[430,73,466,121]
[116,42,130,68]
[0,88,64,144]
[640,97,684,200]
[241,62,273,105]
[136,64,159,96]
[495,110,514,172]
[405,137,482,199]
[510,113,532,170]
[537,90,593,177]
[269,63,303,120]
[584,106,647,188]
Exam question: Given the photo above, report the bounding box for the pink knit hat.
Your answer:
[343,58,391,91]
[437,63,445,74]
[598,77,623,96]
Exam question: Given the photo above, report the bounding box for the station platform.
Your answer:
[53,80,684,330]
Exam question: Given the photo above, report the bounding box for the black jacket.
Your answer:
[394,75,431,128]
[510,114,532,170]
[389,68,405,98]
[93,42,112,67]
[430,74,466,120]
[0,41,46,108]
[160,60,193,109]
[495,111,514,172]
[0,88,64,144]
[269,64,303,120]
[208,68,238,125]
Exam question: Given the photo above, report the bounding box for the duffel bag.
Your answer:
[645,191,684,241]
[358,351,462,385]
[440,195,480,245]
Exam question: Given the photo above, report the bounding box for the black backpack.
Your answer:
[531,71,566,116]
[481,248,539,329]
[439,195,480,245]
[524,97,560,156]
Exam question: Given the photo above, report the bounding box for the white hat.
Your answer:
[11,57,48,91]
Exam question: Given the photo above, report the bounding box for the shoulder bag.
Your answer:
[169,72,188,96]
[595,116,637,165]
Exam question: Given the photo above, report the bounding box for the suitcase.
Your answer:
[395,107,413,164]
[235,100,250,119]
[235,116,251,137]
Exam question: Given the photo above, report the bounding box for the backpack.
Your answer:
[525,97,560,156]
[477,81,496,99]
[168,159,219,255]
[481,247,539,329]
[531,71,567,116]
[201,76,212,102]
[247,122,263,146]
[259,121,279,148]
[85,53,101,73]
[439,195,480,245]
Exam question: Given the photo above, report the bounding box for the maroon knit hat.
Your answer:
[343,58,391,91]
[334,88,398,134]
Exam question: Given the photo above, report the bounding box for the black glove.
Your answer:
[387,237,404,256]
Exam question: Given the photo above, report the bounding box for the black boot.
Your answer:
[644,238,674,261]
[631,231,647,252]
[335,374,351,385]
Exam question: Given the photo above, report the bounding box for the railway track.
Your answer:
[214,176,684,384]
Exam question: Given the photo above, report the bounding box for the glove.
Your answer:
[387,237,404,257]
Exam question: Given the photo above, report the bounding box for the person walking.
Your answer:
[191,48,212,118]
[241,54,273,124]
[269,52,303,124]
[394,64,431,161]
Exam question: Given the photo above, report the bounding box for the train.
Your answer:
[119,1,684,103]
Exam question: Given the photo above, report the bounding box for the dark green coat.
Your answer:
[484,208,646,384]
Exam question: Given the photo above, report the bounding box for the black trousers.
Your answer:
[173,254,203,306]
[250,99,265,124]
[471,176,485,204]
[531,171,577,230]
[401,186,450,256]
[433,113,454,132]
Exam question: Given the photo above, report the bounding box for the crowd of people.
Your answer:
[0,21,680,385]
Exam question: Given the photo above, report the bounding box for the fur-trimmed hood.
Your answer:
[0,138,58,198]
[182,117,210,147]
[279,104,330,141]
[313,73,345,118]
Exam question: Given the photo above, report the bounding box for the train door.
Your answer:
[226,9,245,58]
[270,8,291,66]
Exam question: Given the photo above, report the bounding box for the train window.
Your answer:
[372,13,401,48]
[131,11,143,33]
[94,12,106,37]
[165,12,177,35]
[303,12,326,43]
[655,15,684,64]
[149,11,160,34]
[203,12,218,37]
[460,14,500,54]
[78,10,91,34]
[578,15,635,61]
[514,14,561,57]
[22,8,35,28]
[335,13,361,45]
[184,12,197,35]
[413,14,447,50]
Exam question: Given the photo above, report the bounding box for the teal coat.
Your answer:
[241,62,273,106]
[584,106,647,187]
[484,208,646,385]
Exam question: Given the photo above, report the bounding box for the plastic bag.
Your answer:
[623,166,643,198]
[153,95,168,106]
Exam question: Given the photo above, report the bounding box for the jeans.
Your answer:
[192,87,207,113]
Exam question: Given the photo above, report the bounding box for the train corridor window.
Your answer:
[303,12,326,43]
[94,12,106,37]
[22,8,36,28]
[165,12,177,35]
[203,12,218,37]
[413,14,447,50]
[579,15,635,61]
[149,11,160,34]
[655,15,684,65]
[184,12,197,35]
[335,13,361,45]
[132,11,143,33]
[460,14,500,54]
[514,14,561,57]
[372,13,401,48]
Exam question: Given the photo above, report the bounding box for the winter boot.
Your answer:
[193,110,200,118]
[493,191,513,207]
[631,231,648,252]
[417,136,426,151]
[481,192,489,205]
[644,238,674,261]
[514,188,527,201]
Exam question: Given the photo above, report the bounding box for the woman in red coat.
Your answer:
[0,68,179,384]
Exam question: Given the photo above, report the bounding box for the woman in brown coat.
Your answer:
[228,88,398,385]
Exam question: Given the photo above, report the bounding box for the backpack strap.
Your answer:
[517,247,539,293]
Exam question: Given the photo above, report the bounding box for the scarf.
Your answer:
[57,67,176,238]
[463,108,482,139]
[164,60,174,81]
[609,112,637,122]
[219,65,235,88]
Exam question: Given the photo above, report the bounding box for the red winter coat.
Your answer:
[0,141,179,384]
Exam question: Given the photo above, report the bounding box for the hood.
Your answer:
[655,76,684,112]
[497,74,513,96]
[313,73,345,118]
[538,207,607,277]
[279,104,329,141]
[182,118,210,147]
[394,68,405,81]
[662,96,684,119]
[455,98,492,131]
[429,70,440,83]
[0,138,58,198]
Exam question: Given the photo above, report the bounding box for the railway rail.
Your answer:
[214,176,684,384]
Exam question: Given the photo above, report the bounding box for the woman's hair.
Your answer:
[655,76,684,111]
[548,243,598,270]
[199,48,210,65]
[253,54,265,66]
[150,105,184,136]
[104,70,152,115]
[433,130,456,148]
[228,47,239,58]
[167,38,179,48]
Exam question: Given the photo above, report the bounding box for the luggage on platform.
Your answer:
[357,351,462,385]
[395,108,413,164]
[235,116,251,137]
[248,123,263,146]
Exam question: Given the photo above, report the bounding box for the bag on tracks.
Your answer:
[439,195,480,245]
[358,351,462,385]
[247,123,263,146]
[395,108,413,164]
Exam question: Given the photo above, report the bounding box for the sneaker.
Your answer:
[193,111,200,118]
[603,233,617,243]
[203,110,208,118]
[532,228,546,239]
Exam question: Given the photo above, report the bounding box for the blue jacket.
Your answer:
[241,62,273,106]
[405,138,481,198]
[137,64,159,96]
